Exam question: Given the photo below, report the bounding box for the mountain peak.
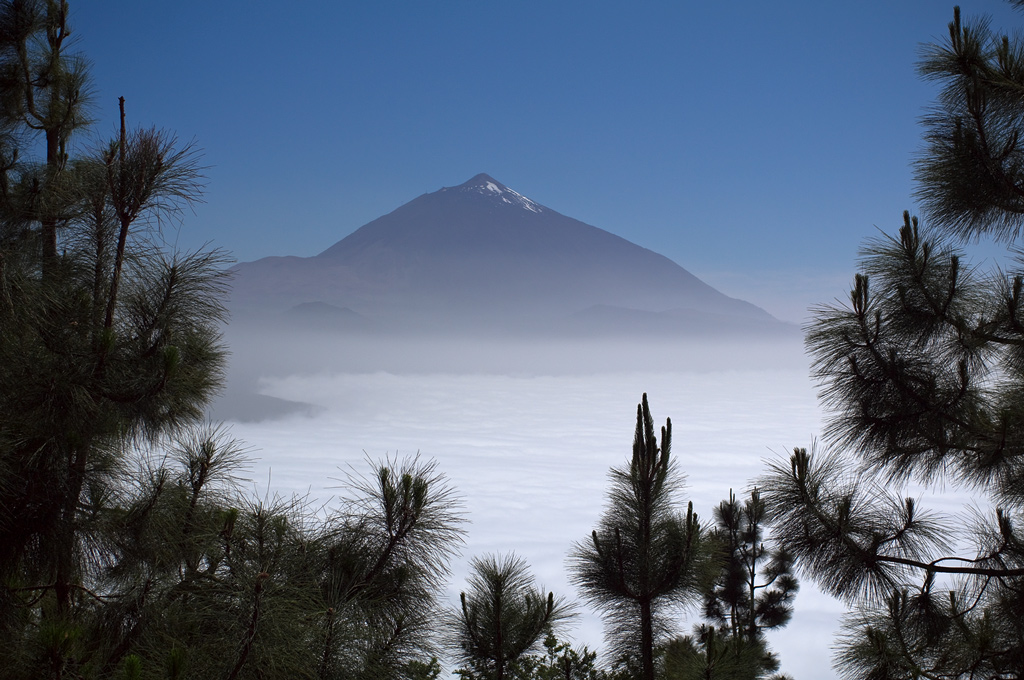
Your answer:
[461,172,501,188]
[446,173,544,214]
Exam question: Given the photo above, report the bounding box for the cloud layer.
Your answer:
[221,350,839,677]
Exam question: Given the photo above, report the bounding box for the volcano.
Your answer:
[228,174,789,336]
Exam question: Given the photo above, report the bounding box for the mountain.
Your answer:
[228,174,790,335]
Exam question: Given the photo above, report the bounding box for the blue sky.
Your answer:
[70,1,1022,322]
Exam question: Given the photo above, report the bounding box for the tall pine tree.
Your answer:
[570,394,709,680]
[0,0,227,629]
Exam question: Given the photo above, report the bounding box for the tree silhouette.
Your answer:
[0,0,90,267]
[760,5,1024,677]
[662,625,784,680]
[664,490,797,680]
[451,553,573,680]
[570,394,708,680]
[0,0,226,642]
[0,3,468,678]
[316,457,465,680]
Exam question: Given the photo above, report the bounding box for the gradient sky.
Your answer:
[69,1,1023,322]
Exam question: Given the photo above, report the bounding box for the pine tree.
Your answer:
[661,626,779,680]
[451,553,574,680]
[0,3,469,678]
[760,4,1024,677]
[510,631,633,680]
[0,0,227,649]
[0,0,90,268]
[663,490,797,680]
[316,457,465,680]
[525,632,612,680]
[569,394,708,680]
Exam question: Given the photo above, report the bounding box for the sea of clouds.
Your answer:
[210,330,852,678]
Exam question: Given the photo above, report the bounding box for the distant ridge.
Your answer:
[229,174,793,337]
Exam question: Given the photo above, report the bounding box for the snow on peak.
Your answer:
[501,185,543,213]
[456,174,543,213]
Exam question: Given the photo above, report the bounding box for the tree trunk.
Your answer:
[640,598,654,680]
[54,441,89,615]
[41,128,60,268]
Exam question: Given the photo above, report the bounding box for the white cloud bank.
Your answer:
[223,359,845,678]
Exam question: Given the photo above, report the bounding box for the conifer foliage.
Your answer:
[0,0,227,627]
[761,4,1024,678]
[570,394,708,680]
[703,490,797,646]
[0,2,467,678]
[450,553,574,680]
[663,490,797,680]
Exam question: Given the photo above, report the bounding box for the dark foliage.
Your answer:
[450,554,573,680]
[661,625,792,680]
[663,490,797,680]
[570,394,710,680]
[760,4,1024,677]
[702,490,797,644]
[0,3,467,678]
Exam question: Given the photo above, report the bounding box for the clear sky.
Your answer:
[69,0,1022,323]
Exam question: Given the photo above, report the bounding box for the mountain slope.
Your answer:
[229,174,786,334]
